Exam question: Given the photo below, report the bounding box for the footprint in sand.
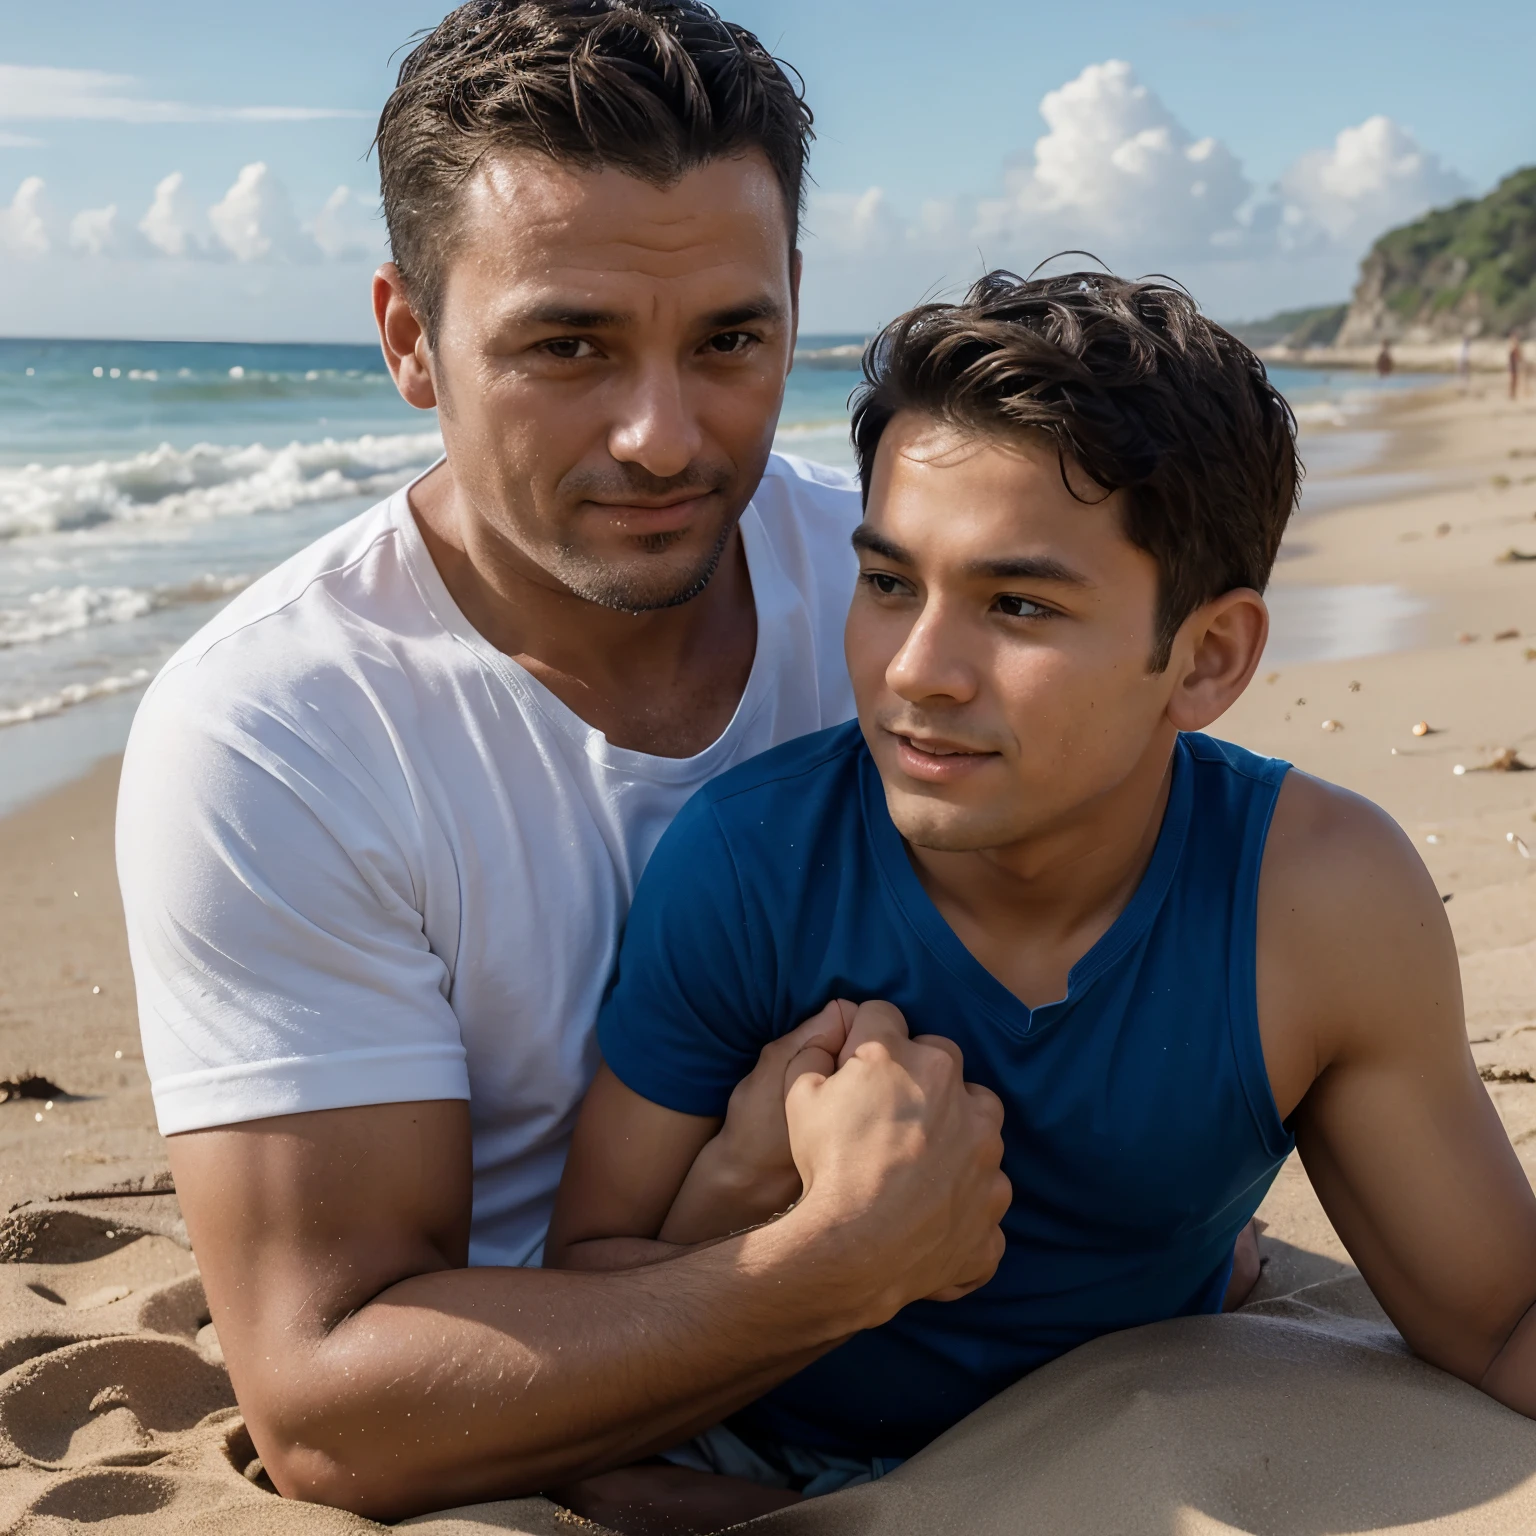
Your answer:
[0,1203,380,1531]
[0,1335,235,1469]
[0,1206,211,1379]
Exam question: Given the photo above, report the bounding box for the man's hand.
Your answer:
[786,1000,1011,1305]
[658,1001,856,1244]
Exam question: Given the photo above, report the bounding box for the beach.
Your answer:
[3,375,1536,1532]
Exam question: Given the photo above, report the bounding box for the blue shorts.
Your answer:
[660,1421,903,1498]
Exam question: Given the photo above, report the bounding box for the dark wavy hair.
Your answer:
[374,0,813,341]
[851,269,1302,671]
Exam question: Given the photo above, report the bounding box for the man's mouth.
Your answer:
[584,492,715,535]
[888,730,999,784]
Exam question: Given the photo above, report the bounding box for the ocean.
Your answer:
[0,336,1441,815]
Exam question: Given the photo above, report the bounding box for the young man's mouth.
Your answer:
[888,731,1000,784]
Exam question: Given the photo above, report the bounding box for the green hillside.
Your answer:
[1341,166,1536,342]
[1229,304,1347,350]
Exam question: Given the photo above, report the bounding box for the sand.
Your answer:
[1,378,1534,1533]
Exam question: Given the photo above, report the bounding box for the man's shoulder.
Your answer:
[698,719,866,814]
[1263,768,1422,895]
[1258,767,1457,1084]
[136,492,423,726]
[751,453,860,551]
[657,723,868,881]
[154,494,407,682]
[759,450,860,502]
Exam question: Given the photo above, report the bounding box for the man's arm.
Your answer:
[170,1023,1009,1523]
[1258,771,1536,1409]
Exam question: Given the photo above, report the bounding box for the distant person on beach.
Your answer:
[1511,331,1525,399]
[1458,333,1472,385]
[117,1,1005,1525]
[549,271,1536,1522]
[1377,339,1394,376]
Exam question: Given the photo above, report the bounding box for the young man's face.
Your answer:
[845,412,1187,853]
[394,149,798,612]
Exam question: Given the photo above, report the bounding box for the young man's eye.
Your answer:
[996,594,1050,619]
[861,571,909,597]
[541,337,598,361]
[705,330,757,355]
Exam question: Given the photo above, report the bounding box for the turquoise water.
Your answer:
[0,339,1441,811]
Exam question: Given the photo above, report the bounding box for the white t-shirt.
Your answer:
[118,453,859,1266]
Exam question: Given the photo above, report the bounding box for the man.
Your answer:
[549,272,1536,1509]
[116,1,1007,1523]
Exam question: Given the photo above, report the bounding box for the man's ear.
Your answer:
[788,248,803,366]
[1165,589,1268,733]
[373,264,438,412]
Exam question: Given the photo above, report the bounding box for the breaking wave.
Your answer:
[0,576,250,650]
[0,668,153,728]
[0,431,443,540]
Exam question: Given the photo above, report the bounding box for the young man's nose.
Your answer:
[885,605,981,705]
[606,362,706,480]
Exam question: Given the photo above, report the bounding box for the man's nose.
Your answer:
[606,361,705,479]
[886,602,980,705]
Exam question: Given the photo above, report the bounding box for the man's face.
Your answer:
[846,413,1183,854]
[426,150,797,611]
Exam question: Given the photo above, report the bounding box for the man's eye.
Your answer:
[863,571,907,596]
[996,594,1049,619]
[705,330,757,355]
[542,338,597,360]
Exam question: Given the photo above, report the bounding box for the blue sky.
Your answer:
[1,0,1531,339]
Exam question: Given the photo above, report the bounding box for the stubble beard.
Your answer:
[549,518,737,615]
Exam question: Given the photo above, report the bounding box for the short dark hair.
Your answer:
[375,0,814,339]
[851,270,1301,671]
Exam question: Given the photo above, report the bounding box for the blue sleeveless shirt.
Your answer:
[597,722,1295,1459]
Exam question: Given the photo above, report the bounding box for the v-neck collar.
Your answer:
[861,736,1195,1038]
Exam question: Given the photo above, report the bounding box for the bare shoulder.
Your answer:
[1261,768,1435,915]
[1256,769,1464,1112]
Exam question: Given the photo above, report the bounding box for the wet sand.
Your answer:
[2,378,1535,1531]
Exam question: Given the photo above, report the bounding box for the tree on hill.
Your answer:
[1338,166,1536,344]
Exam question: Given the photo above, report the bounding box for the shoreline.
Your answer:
[0,381,1451,825]
[1263,338,1526,374]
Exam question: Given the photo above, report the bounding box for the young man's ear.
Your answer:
[1165,589,1269,733]
[373,263,438,412]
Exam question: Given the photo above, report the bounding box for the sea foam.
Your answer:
[0,575,250,651]
[0,431,444,540]
[0,668,153,727]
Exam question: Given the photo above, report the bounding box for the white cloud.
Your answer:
[0,131,44,148]
[805,186,910,255]
[1275,115,1470,249]
[310,185,384,261]
[69,203,117,256]
[981,61,1250,256]
[0,176,50,257]
[796,63,1471,330]
[0,64,366,124]
[138,171,205,257]
[209,162,305,263]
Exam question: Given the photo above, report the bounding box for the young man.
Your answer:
[549,271,1536,1497]
[116,2,1006,1522]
